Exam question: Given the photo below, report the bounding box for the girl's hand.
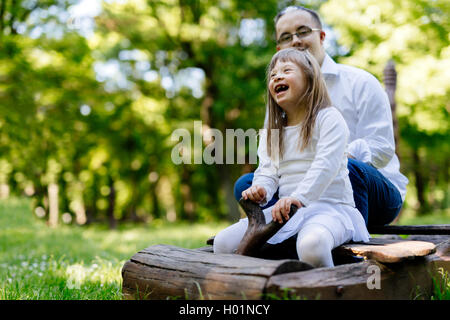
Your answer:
[272,197,302,224]
[242,185,267,204]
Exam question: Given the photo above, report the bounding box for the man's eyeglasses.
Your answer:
[277,26,321,45]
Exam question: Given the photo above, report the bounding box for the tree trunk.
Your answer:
[412,148,427,213]
[218,164,241,222]
[48,183,59,228]
[107,176,117,229]
[74,199,87,225]
[384,60,400,157]
[0,183,9,199]
[149,180,161,219]
[0,0,6,35]
[180,166,194,220]
[121,178,141,222]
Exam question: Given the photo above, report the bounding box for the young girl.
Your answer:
[213,48,370,267]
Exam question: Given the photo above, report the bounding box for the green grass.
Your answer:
[398,207,450,225]
[0,197,448,300]
[0,197,228,300]
[431,268,450,300]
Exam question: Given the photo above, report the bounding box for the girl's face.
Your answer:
[269,60,307,110]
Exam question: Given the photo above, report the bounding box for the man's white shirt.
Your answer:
[321,54,408,200]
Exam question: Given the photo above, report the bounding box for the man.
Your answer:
[234,6,408,228]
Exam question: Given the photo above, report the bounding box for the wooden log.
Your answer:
[427,239,450,274]
[121,244,312,300]
[368,224,450,235]
[407,235,450,245]
[266,240,450,300]
[122,239,449,300]
[266,258,431,300]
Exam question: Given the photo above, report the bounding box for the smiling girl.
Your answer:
[213,48,369,267]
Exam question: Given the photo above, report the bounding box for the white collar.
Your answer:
[321,54,339,77]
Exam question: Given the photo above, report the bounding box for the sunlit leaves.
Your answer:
[322,0,449,211]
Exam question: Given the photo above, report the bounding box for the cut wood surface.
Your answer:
[121,244,312,300]
[335,239,436,264]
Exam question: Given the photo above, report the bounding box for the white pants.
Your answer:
[213,213,350,268]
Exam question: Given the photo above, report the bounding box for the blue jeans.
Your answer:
[234,158,402,227]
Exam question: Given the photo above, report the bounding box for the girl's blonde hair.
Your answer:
[266,48,331,159]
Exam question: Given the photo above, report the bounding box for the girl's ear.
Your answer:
[276,45,281,51]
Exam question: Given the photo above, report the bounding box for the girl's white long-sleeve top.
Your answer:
[252,107,355,208]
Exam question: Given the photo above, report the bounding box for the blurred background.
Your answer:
[0,0,449,229]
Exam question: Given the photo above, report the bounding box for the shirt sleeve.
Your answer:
[347,138,371,163]
[252,128,279,206]
[349,73,395,169]
[290,108,349,207]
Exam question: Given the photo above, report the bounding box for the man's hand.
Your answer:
[347,153,356,159]
[242,185,267,204]
[272,197,302,224]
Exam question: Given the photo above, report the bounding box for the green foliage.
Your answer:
[0,0,448,225]
[321,0,450,213]
[0,0,283,225]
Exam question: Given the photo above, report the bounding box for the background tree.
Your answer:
[321,0,449,214]
[0,0,447,227]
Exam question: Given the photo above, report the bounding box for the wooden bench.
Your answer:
[121,234,449,300]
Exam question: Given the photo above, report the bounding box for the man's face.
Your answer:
[275,10,326,66]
